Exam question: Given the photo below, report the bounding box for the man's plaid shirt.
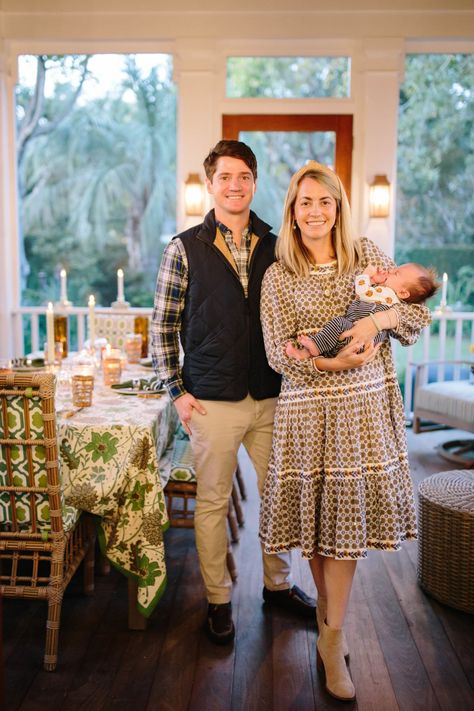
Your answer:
[151,221,252,401]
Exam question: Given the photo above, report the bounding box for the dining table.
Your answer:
[56,366,178,628]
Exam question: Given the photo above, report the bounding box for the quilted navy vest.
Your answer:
[178,209,281,401]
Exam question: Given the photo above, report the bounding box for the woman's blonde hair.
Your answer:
[276,161,362,278]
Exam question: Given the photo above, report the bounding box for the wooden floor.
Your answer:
[2,428,473,711]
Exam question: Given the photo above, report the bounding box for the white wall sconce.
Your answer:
[369,174,391,218]
[184,173,205,216]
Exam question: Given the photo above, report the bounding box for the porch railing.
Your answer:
[392,310,474,417]
[12,306,474,419]
[12,305,153,356]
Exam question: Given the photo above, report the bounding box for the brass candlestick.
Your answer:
[54,314,68,358]
[134,316,149,358]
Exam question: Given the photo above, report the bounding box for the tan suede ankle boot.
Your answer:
[316,620,356,701]
[316,597,349,659]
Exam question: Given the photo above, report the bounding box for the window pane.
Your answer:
[395,53,474,312]
[16,54,176,308]
[226,56,350,98]
[240,130,336,233]
[394,53,474,403]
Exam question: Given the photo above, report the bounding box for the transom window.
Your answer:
[226,56,351,99]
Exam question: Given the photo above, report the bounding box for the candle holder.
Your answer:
[85,337,108,365]
[434,303,452,315]
[0,359,13,373]
[53,313,69,358]
[134,316,149,358]
[71,374,94,407]
[55,367,72,407]
[71,350,95,406]
[103,348,122,386]
[43,341,64,366]
[111,298,130,309]
[125,333,142,364]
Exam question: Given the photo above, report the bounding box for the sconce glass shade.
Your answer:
[369,174,390,218]
[184,173,205,216]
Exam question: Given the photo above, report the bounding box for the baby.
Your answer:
[291,262,438,360]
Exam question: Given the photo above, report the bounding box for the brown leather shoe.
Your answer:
[205,602,235,645]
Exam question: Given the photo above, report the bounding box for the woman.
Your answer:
[259,162,430,701]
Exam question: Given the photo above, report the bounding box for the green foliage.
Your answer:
[16,54,176,308]
[227,56,350,98]
[396,54,474,312]
[454,266,474,307]
[396,54,474,248]
[394,244,474,309]
[243,130,336,233]
[16,52,473,314]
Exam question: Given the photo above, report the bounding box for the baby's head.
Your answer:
[375,263,439,304]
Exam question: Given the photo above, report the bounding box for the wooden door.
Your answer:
[222,114,353,232]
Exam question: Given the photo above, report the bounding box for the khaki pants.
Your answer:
[189,394,291,604]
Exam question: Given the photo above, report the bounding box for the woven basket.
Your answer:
[417,470,474,613]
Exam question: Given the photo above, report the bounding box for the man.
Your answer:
[151,140,315,644]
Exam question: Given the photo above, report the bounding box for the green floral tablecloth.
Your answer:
[58,381,177,617]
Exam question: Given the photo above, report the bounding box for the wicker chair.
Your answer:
[161,434,245,581]
[0,372,96,671]
[94,313,135,349]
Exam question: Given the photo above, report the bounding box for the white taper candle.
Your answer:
[60,268,68,302]
[117,269,124,301]
[440,272,448,307]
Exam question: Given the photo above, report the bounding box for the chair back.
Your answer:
[0,372,71,539]
[95,313,135,349]
[0,371,95,671]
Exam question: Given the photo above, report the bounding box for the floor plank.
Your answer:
[382,546,474,711]
[2,427,473,710]
[358,551,441,711]
[231,465,274,711]
[146,540,205,711]
[346,570,399,711]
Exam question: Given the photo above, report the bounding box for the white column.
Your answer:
[353,39,404,258]
[0,43,21,357]
[174,40,220,233]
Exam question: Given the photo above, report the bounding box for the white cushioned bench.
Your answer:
[413,360,474,434]
[414,380,474,433]
[413,360,474,465]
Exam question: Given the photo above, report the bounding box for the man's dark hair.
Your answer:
[203,140,258,181]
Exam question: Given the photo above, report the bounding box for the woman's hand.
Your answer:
[315,340,381,372]
[339,315,379,348]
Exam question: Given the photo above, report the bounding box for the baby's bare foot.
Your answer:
[297,335,320,356]
[286,341,311,361]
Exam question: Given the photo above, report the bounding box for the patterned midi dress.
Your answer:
[259,238,431,560]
